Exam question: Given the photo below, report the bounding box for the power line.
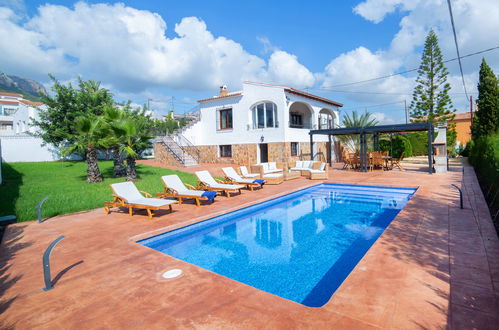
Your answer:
[447,0,469,100]
[312,45,499,89]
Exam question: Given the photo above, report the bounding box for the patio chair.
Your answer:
[307,162,328,180]
[104,182,176,219]
[239,166,260,179]
[222,167,265,191]
[390,152,405,171]
[195,170,245,197]
[158,175,217,207]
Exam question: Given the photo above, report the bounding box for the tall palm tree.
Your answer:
[64,115,113,183]
[338,111,379,152]
[103,106,127,177]
[116,118,153,181]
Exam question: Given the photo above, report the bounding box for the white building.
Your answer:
[0,92,62,162]
[155,82,342,166]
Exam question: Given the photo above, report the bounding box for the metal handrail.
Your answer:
[159,137,185,165]
[451,184,464,209]
[37,196,49,224]
[43,235,65,291]
[173,134,200,162]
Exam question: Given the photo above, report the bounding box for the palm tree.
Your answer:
[116,118,153,181]
[338,111,379,152]
[64,115,113,183]
[103,106,127,177]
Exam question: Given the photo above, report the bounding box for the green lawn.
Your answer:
[0,161,198,222]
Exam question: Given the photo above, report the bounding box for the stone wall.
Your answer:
[153,143,183,167]
[154,141,342,167]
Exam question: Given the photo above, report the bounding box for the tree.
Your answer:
[409,30,455,125]
[338,111,379,152]
[63,115,113,183]
[102,105,127,177]
[116,118,153,181]
[472,58,499,138]
[33,75,114,149]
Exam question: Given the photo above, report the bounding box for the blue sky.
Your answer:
[2,0,498,122]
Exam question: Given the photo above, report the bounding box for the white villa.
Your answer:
[0,92,60,162]
[155,82,343,166]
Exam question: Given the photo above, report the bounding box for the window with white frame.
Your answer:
[219,145,232,158]
[290,142,300,156]
[252,102,278,129]
[216,108,233,130]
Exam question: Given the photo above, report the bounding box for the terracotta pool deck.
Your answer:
[1,162,498,329]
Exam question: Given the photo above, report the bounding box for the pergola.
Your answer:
[309,122,435,174]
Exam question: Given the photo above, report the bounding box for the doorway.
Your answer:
[259,143,268,163]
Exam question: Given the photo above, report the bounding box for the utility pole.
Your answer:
[404,100,408,124]
[469,95,473,126]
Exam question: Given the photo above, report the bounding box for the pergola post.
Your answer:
[427,122,434,174]
[360,131,367,172]
[309,133,314,161]
[373,132,379,151]
[328,134,333,167]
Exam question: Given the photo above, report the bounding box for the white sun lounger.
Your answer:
[222,167,264,191]
[104,182,176,218]
[195,170,245,197]
[158,175,216,207]
[239,166,260,178]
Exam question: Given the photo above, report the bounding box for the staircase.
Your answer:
[156,135,199,167]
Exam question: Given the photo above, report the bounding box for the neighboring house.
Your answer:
[155,82,343,166]
[0,92,62,162]
[449,112,473,146]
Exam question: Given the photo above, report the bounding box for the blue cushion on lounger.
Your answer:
[253,179,265,185]
[202,191,217,201]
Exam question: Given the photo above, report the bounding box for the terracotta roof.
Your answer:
[197,92,243,103]
[0,92,23,97]
[452,112,472,120]
[19,99,44,106]
[284,88,343,107]
[0,100,19,105]
[244,81,343,107]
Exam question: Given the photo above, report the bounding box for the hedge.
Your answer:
[469,133,499,219]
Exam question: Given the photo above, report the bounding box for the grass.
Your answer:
[0,161,198,222]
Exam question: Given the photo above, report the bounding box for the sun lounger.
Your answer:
[239,166,260,178]
[157,175,217,207]
[195,170,245,197]
[222,167,265,191]
[104,182,176,218]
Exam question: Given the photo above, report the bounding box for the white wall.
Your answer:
[0,136,61,162]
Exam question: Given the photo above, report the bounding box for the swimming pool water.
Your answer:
[139,183,416,307]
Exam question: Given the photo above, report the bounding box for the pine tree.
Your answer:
[409,29,454,124]
[472,58,499,138]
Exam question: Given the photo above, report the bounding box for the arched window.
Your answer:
[319,109,335,129]
[251,102,278,129]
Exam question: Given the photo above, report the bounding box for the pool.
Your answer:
[139,183,416,307]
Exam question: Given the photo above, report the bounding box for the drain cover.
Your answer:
[162,269,182,279]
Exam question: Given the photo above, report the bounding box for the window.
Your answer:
[218,108,233,130]
[219,145,232,157]
[252,102,277,129]
[319,111,334,129]
[290,113,303,128]
[290,142,299,156]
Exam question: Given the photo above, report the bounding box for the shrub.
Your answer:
[406,132,428,156]
[469,133,499,222]
[379,139,391,152]
[392,135,413,158]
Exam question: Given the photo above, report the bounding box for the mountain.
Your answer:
[0,73,47,102]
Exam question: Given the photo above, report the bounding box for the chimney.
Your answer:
[219,85,228,97]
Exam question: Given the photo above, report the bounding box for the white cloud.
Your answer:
[371,112,397,124]
[0,2,313,93]
[353,0,419,24]
[267,51,315,88]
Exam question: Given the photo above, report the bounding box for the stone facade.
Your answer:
[153,143,184,167]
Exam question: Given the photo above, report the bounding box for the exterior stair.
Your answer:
[156,135,199,167]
